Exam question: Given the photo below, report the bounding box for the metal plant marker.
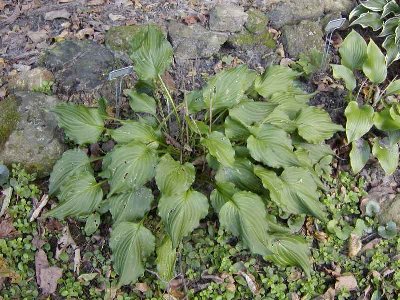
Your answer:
[322,18,346,67]
[108,66,134,118]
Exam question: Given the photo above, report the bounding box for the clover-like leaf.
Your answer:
[109,187,154,224]
[219,191,272,256]
[53,103,105,145]
[362,39,387,84]
[110,121,160,145]
[155,154,195,196]
[201,131,235,167]
[127,90,157,115]
[46,171,103,219]
[331,64,357,91]
[372,137,399,174]
[344,101,374,142]
[350,139,371,174]
[339,30,368,70]
[110,222,155,286]
[130,25,173,81]
[158,189,209,247]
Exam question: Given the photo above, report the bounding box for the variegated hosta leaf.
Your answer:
[350,139,371,174]
[295,106,343,143]
[109,187,154,224]
[224,116,250,141]
[203,65,256,112]
[247,124,299,168]
[106,142,158,195]
[46,171,103,219]
[361,0,389,11]
[215,158,264,194]
[362,39,387,84]
[156,236,176,284]
[339,30,368,70]
[210,182,239,213]
[351,12,383,31]
[383,33,400,65]
[155,154,195,196]
[266,234,311,277]
[219,191,272,256]
[229,101,276,126]
[331,64,357,91]
[127,89,157,115]
[201,131,235,167]
[350,4,369,20]
[344,101,374,142]
[130,25,173,81]
[53,103,105,145]
[382,0,400,18]
[254,65,300,98]
[110,120,160,146]
[158,189,209,247]
[372,137,399,174]
[254,165,327,220]
[49,149,91,195]
[110,222,155,286]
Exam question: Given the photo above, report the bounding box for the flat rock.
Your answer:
[379,195,400,229]
[8,67,54,92]
[209,4,248,33]
[39,40,117,103]
[168,21,228,61]
[281,20,324,58]
[44,9,71,21]
[0,92,66,177]
[105,25,140,54]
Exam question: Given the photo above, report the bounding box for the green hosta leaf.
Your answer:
[210,182,239,213]
[158,189,209,247]
[203,65,256,112]
[351,12,383,31]
[215,158,264,193]
[110,121,160,145]
[53,103,105,145]
[388,130,400,146]
[247,124,299,168]
[185,117,209,135]
[339,30,367,70]
[85,212,100,235]
[372,137,399,174]
[382,0,400,18]
[106,142,158,195]
[267,234,311,277]
[156,236,176,283]
[350,139,371,173]
[229,101,276,126]
[201,131,235,167]
[219,191,271,256]
[344,101,374,142]
[224,116,250,141]
[49,149,91,195]
[130,25,173,81]
[185,90,205,114]
[386,79,400,95]
[331,64,357,91]
[374,108,400,131]
[263,106,297,133]
[295,106,343,143]
[254,65,300,98]
[361,0,388,11]
[109,187,153,224]
[254,165,327,220]
[362,39,387,84]
[350,4,369,20]
[110,222,155,286]
[46,172,103,219]
[155,154,195,196]
[127,90,156,115]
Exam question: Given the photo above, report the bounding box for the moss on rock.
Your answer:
[230,30,276,49]
[245,8,269,34]
[0,97,20,145]
[105,25,141,53]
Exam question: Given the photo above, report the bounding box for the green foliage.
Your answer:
[333,30,400,175]
[350,0,400,64]
[47,26,342,287]
[292,49,324,78]
[32,80,53,95]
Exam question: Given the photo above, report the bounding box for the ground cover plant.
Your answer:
[44,25,344,287]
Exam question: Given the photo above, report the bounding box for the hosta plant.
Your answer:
[350,0,400,64]
[45,25,342,287]
[332,30,400,174]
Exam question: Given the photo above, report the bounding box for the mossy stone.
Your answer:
[230,30,276,49]
[0,98,20,145]
[245,9,269,34]
[105,25,141,54]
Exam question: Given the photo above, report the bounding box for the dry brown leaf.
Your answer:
[0,0,5,11]
[27,30,48,44]
[35,249,62,295]
[135,282,149,293]
[314,231,328,242]
[238,271,259,295]
[0,214,18,238]
[360,238,382,253]
[87,0,105,5]
[348,233,362,258]
[56,225,76,259]
[0,257,20,283]
[30,194,49,222]
[335,274,358,291]
[44,9,71,21]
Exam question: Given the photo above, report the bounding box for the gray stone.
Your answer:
[44,9,71,21]
[8,67,54,92]
[281,20,324,58]
[0,92,66,177]
[105,25,140,54]
[245,8,269,34]
[39,40,117,103]
[324,0,355,14]
[168,21,228,61]
[209,4,248,33]
[379,195,400,229]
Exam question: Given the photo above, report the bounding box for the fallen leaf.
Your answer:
[360,238,382,253]
[74,247,81,274]
[30,194,49,222]
[56,225,76,259]
[0,0,5,11]
[335,274,358,291]
[35,249,63,295]
[109,13,126,22]
[135,282,149,293]
[0,257,20,283]
[0,214,18,238]
[27,30,48,44]
[238,271,259,295]
[0,187,13,217]
[348,233,362,258]
[78,273,98,282]
[44,9,71,21]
